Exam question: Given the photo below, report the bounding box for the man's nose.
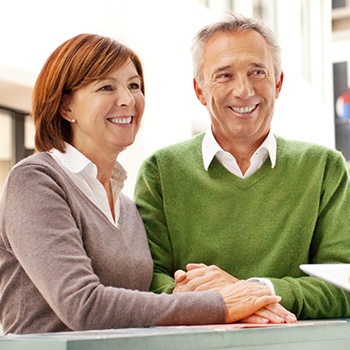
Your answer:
[232,76,254,99]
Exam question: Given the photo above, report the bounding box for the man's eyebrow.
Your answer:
[212,65,232,75]
[250,62,268,69]
[212,62,268,74]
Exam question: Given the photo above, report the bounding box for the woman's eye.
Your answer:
[129,82,141,90]
[100,85,113,91]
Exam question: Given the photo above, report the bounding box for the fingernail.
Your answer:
[286,315,297,323]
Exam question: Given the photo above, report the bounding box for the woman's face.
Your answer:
[61,59,145,159]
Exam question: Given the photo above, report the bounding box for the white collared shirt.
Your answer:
[49,142,127,227]
[202,127,276,178]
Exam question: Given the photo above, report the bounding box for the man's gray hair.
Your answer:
[191,13,282,83]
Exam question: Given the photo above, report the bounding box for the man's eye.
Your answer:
[215,73,232,83]
[251,70,266,78]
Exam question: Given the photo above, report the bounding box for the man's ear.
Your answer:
[59,94,73,121]
[193,78,207,106]
[275,72,284,99]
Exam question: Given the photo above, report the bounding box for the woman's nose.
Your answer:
[116,87,135,106]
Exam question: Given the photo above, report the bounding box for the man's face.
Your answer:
[194,29,283,152]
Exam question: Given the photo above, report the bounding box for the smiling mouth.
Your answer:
[108,116,133,124]
[229,105,258,114]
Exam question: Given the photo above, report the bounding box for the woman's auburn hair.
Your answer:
[33,33,145,153]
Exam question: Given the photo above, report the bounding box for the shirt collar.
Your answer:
[50,142,92,174]
[202,127,276,171]
[50,142,127,183]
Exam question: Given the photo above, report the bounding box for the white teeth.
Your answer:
[109,117,132,124]
[231,105,256,114]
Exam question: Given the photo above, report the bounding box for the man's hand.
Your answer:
[174,263,238,292]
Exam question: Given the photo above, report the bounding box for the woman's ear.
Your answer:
[59,94,73,121]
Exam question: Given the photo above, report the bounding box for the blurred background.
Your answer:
[0,0,349,198]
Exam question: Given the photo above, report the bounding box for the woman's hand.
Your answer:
[217,280,283,323]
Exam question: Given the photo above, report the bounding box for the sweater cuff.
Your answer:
[247,277,276,295]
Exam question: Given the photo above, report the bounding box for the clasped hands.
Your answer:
[173,263,297,324]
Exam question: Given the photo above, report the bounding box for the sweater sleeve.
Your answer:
[1,160,225,332]
[134,155,176,294]
[271,151,350,319]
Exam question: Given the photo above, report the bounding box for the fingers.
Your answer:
[260,302,297,323]
[174,263,207,284]
[240,304,297,324]
[174,265,214,292]
[174,275,213,292]
[173,283,185,293]
[239,314,270,324]
[254,295,282,309]
[174,269,187,282]
[253,308,285,324]
[186,263,207,271]
[175,264,241,293]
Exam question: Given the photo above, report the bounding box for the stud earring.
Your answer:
[71,119,76,123]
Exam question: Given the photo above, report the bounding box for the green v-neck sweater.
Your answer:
[134,133,350,319]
